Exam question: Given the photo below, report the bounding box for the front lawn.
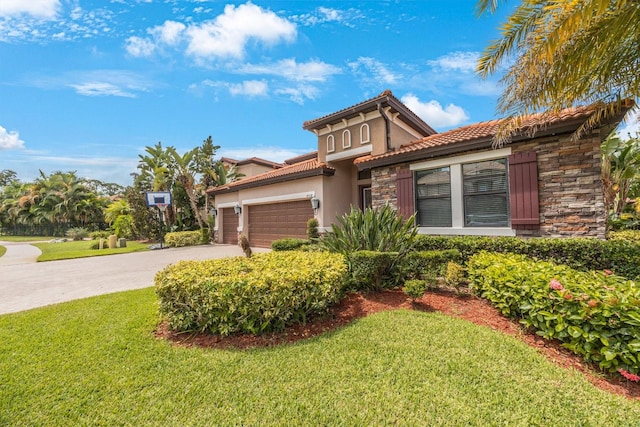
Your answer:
[33,240,149,262]
[0,235,53,242]
[0,246,5,257]
[1,288,639,426]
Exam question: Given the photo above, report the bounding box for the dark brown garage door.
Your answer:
[222,208,238,245]
[248,201,314,247]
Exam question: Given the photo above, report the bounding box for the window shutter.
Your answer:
[396,169,415,219]
[508,152,539,226]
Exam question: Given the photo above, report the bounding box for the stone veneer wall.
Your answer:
[512,133,605,238]
[370,132,606,239]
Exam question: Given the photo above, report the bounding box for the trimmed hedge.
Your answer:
[415,235,640,280]
[348,249,460,291]
[401,249,461,280]
[155,251,347,335]
[271,238,310,251]
[164,230,202,247]
[468,251,640,374]
[349,251,398,291]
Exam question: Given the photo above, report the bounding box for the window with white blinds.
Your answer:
[462,159,509,227]
[413,156,510,230]
[415,167,452,227]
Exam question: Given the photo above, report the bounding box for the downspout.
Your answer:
[377,102,392,152]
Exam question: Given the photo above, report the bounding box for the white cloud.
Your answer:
[229,80,268,97]
[0,0,60,19]
[150,20,185,46]
[348,57,400,86]
[69,82,137,98]
[428,51,480,73]
[238,58,341,82]
[292,6,361,27]
[185,2,296,59]
[401,94,469,128]
[274,85,319,105]
[0,126,25,150]
[125,36,156,57]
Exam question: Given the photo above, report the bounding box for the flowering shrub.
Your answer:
[155,251,347,335]
[468,252,640,375]
[164,230,202,247]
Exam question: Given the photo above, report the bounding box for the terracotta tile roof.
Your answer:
[208,157,334,194]
[354,104,607,166]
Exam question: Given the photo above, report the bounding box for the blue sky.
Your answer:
[1,0,636,186]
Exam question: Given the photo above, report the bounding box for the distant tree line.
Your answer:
[0,136,241,240]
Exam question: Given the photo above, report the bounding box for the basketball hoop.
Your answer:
[156,203,168,213]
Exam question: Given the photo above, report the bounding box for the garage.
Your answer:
[221,208,239,245]
[248,200,314,247]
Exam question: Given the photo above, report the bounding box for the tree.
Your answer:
[0,169,17,187]
[476,0,639,145]
[602,133,640,216]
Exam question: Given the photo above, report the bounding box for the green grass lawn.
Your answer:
[33,240,150,261]
[0,235,53,242]
[1,288,639,426]
[0,245,5,257]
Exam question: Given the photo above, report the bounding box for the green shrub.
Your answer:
[348,251,398,291]
[200,227,210,244]
[90,230,111,240]
[65,227,89,241]
[468,251,640,374]
[445,261,467,294]
[155,251,347,336]
[321,205,417,254]
[164,230,202,247]
[399,249,461,281]
[307,218,319,240]
[271,238,310,251]
[112,214,134,239]
[403,279,429,301]
[609,230,640,245]
[415,235,640,280]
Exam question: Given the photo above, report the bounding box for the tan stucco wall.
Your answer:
[236,163,278,177]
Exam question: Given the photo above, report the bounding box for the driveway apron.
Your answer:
[0,242,266,315]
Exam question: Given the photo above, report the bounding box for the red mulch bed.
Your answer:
[156,288,640,400]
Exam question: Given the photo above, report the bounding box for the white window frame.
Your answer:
[327,135,335,153]
[342,130,351,149]
[410,148,515,236]
[360,124,370,144]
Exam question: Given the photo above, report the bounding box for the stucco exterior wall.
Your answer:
[370,132,606,239]
[236,163,279,177]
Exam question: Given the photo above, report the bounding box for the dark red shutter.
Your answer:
[396,169,415,219]
[508,152,539,226]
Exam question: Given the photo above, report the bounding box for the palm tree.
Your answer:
[476,0,639,145]
[104,199,131,225]
[167,146,207,229]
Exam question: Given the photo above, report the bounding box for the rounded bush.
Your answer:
[155,251,347,336]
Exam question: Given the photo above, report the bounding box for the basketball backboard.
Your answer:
[145,191,172,207]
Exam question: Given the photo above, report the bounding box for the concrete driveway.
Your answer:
[0,241,267,315]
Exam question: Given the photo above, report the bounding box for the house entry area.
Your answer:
[248,200,314,247]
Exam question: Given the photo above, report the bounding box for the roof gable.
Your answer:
[302,90,437,137]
